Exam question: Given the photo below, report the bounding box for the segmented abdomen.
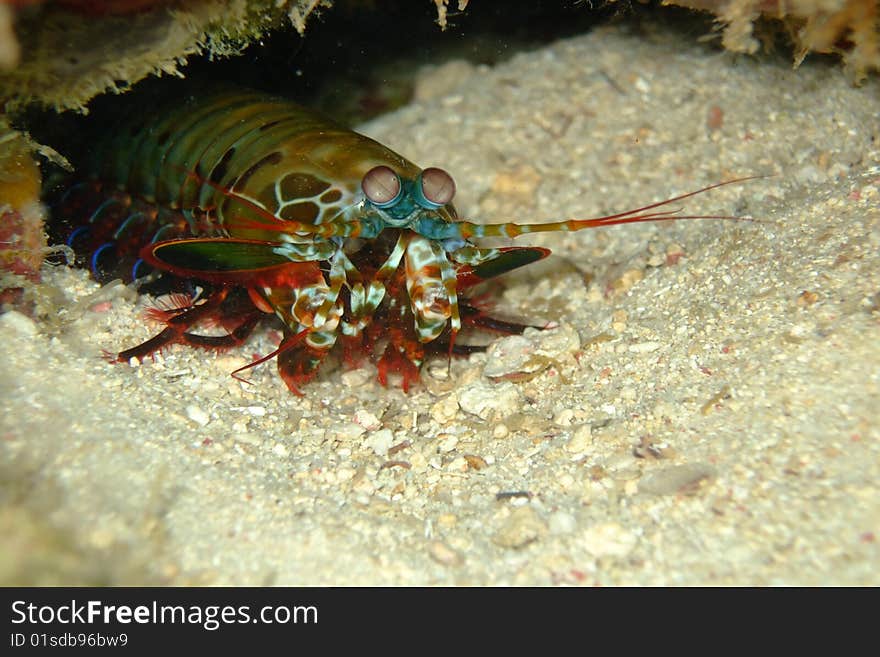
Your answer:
[89,90,419,238]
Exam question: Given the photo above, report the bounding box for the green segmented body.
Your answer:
[90,90,426,236]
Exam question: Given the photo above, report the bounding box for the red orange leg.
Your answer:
[113,287,230,362]
[458,302,539,334]
[182,311,262,350]
[112,286,268,364]
[276,339,332,395]
[376,327,424,392]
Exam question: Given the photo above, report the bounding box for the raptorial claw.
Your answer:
[376,343,422,393]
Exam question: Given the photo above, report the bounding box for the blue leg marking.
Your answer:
[90,243,115,278]
[66,225,91,247]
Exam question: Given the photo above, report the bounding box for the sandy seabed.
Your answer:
[2,23,879,585]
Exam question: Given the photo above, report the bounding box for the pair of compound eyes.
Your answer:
[361,165,456,209]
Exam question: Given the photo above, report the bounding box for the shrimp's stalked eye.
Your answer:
[362,165,402,207]
[416,167,456,209]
